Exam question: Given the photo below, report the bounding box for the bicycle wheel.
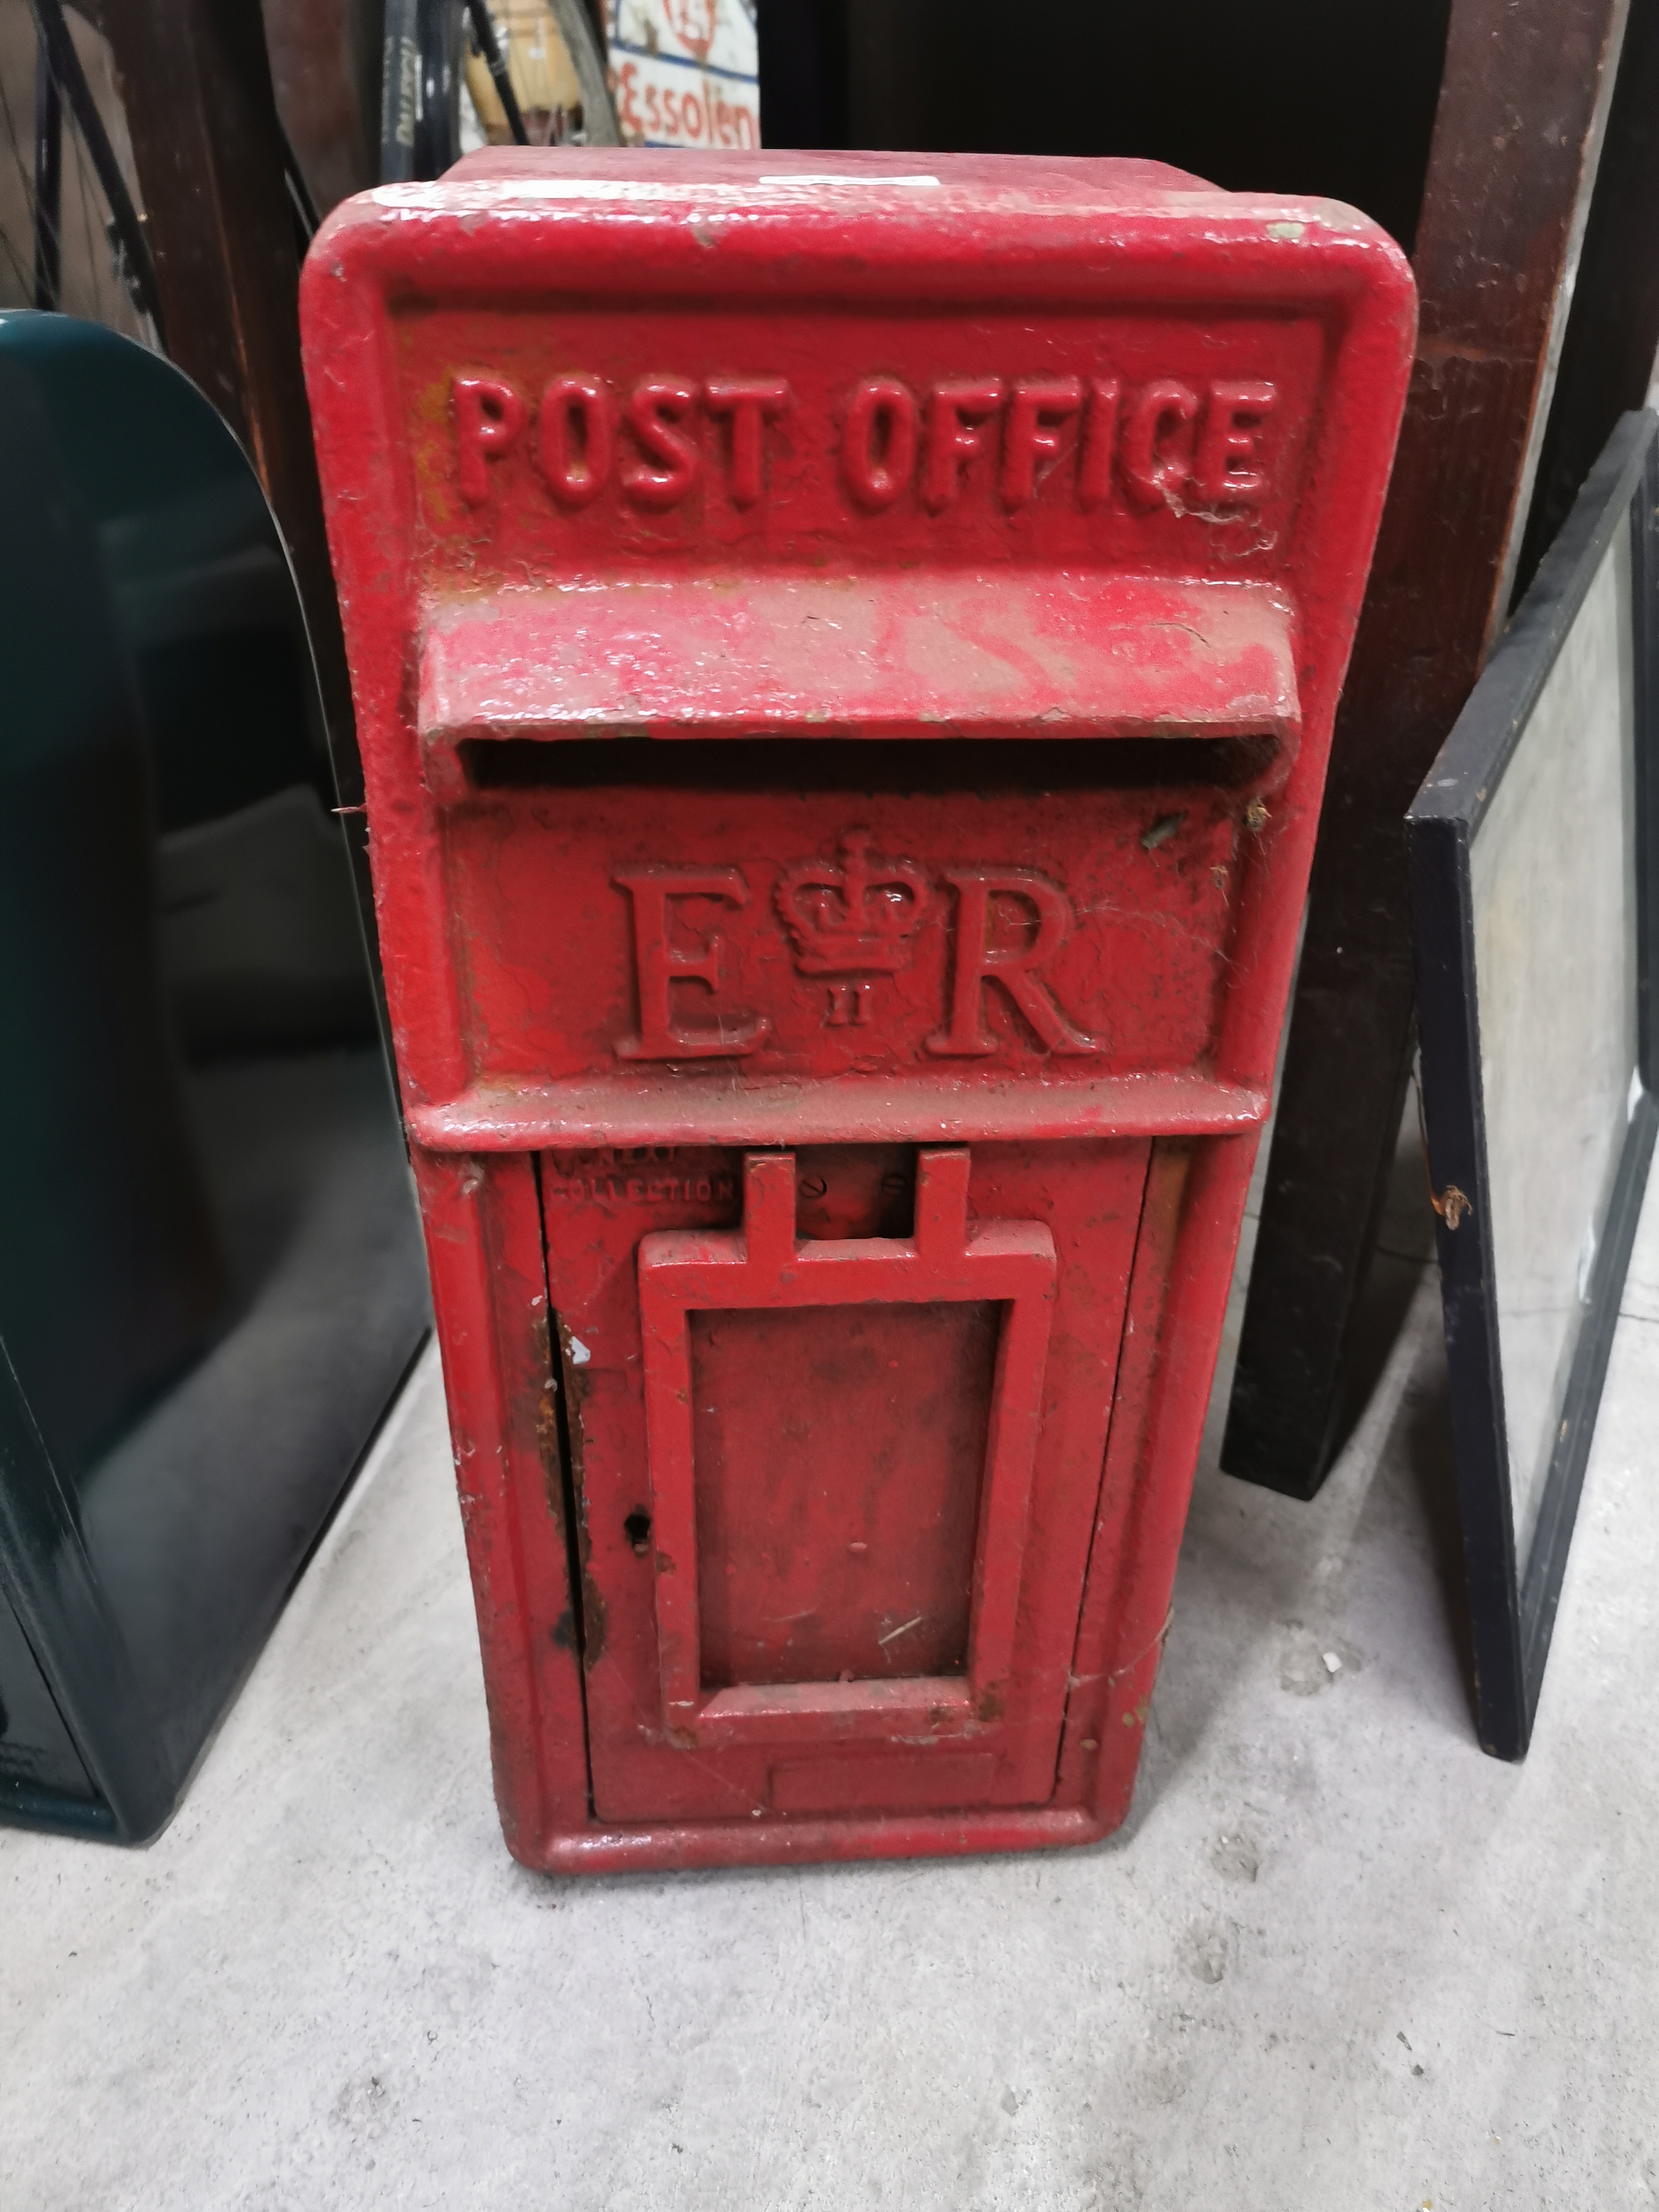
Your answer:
[381,0,465,182]
[383,0,617,177]
[0,0,160,341]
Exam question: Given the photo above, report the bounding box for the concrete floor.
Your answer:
[5,1161,1659,2209]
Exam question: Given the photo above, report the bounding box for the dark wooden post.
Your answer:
[1513,0,1659,609]
[1223,0,1631,1496]
[86,0,361,817]
[263,0,381,217]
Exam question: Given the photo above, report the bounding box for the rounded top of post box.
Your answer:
[297,147,1417,1155]
[307,147,1412,311]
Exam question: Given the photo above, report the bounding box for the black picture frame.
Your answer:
[1408,408,1659,1760]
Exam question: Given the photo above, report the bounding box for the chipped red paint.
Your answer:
[301,150,1414,1872]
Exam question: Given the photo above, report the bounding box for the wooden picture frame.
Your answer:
[1408,409,1659,1758]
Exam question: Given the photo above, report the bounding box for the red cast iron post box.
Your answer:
[301,152,1413,1872]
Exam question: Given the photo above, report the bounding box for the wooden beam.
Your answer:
[1224,0,1630,1498]
[1512,0,1659,609]
[90,0,360,811]
[263,0,380,218]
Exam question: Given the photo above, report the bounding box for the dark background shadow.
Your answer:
[759,0,1453,255]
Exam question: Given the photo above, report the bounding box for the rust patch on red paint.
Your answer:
[554,1316,608,1669]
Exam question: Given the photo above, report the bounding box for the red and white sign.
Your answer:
[609,0,758,150]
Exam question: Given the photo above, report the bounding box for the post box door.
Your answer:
[546,1133,1151,1823]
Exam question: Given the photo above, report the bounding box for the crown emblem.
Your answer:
[775,830,934,974]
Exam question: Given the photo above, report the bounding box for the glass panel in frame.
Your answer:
[1409,408,1659,1760]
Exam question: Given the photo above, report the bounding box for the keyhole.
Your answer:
[624,1510,652,1555]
